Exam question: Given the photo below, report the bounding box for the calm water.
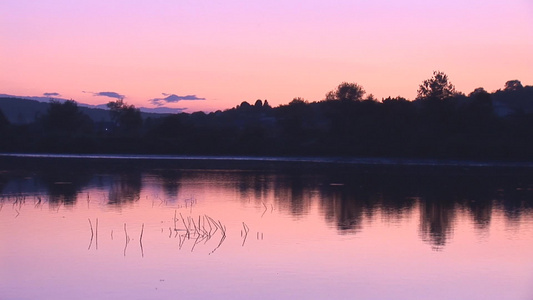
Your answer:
[1,156,533,300]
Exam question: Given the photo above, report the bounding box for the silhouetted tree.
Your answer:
[365,94,377,102]
[253,99,272,112]
[107,99,142,135]
[382,96,409,104]
[289,97,307,105]
[42,100,93,134]
[467,88,493,115]
[2,74,532,159]
[149,114,188,138]
[504,80,523,91]
[417,71,457,101]
[468,87,488,98]
[273,98,321,154]
[325,82,366,102]
[492,81,533,117]
[237,101,252,111]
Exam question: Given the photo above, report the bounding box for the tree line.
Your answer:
[1,71,532,160]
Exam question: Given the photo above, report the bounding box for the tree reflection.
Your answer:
[107,172,142,205]
[275,175,311,217]
[47,183,80,206]
[235,172,272,206]
[0,159,532,251]
[379,189,417,223]
[39,169,93,206]
[317,172,419,234]
[466,200,493,230]
[499,184,533,221]
[153,169,182,199]
[321,187,365,233]
[458,185,494,231]
[418,199,456,250]
[234,172,313,217]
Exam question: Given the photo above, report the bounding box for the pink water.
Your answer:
[1,169,532,299]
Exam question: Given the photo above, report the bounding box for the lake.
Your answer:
[1,155,532,299]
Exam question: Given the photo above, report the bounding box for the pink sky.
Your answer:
[1,0,532,112]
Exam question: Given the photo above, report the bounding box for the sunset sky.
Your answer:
[1,0,532,112]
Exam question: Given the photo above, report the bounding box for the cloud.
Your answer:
[43,92,61,97]
[149,93,206,106]
[83,91,124,100]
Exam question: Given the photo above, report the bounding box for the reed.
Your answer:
[261,202,268,217]
[178,233,185,250]
[204,214,213,237]
[140,223,145,258]
[160,210,229,254]
[179,212,190,238]
[198,215,202,234]
[173,210,177,231]
[95,218,99,250]
[88,218,94,250]
[123,223,130,257]
[188,217,198,234]
[88,219,94,235]
[206,215,219,236]
[191,234,202,252]
[34,196,42,208]
[124,223,130,242]
[241,222,250,246]
[210,230,226,255]
[199,216,209,237]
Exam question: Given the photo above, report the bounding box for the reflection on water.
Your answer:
[1,157,533,299]
[1,161,532,249]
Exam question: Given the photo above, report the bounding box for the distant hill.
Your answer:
[0,97,51,124]
[0,96,177,124]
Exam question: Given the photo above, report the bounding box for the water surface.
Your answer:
[1,156,532,299]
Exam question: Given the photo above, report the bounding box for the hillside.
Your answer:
[0,97,172,124]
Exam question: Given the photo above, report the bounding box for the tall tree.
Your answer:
[504,80,523,91]
[42,100,92,133]
[417,71,457,101]
[107,99,142,135]
[325,82,366,102]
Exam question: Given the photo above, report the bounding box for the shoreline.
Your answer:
[1,152,532,169]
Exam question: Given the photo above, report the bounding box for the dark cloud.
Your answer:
[94,91,124,99]
[43,92,61,97]
[83,91,124,100]
[150,93,206,106]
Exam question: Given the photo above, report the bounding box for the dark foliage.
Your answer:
[41,100,93,134]
[325,82,366,102]
[107,99,143,136]
[1,75,532,160]
[0,108,9,129]
[417,71,458,101]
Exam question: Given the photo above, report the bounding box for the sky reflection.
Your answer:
[1,160,533,299]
